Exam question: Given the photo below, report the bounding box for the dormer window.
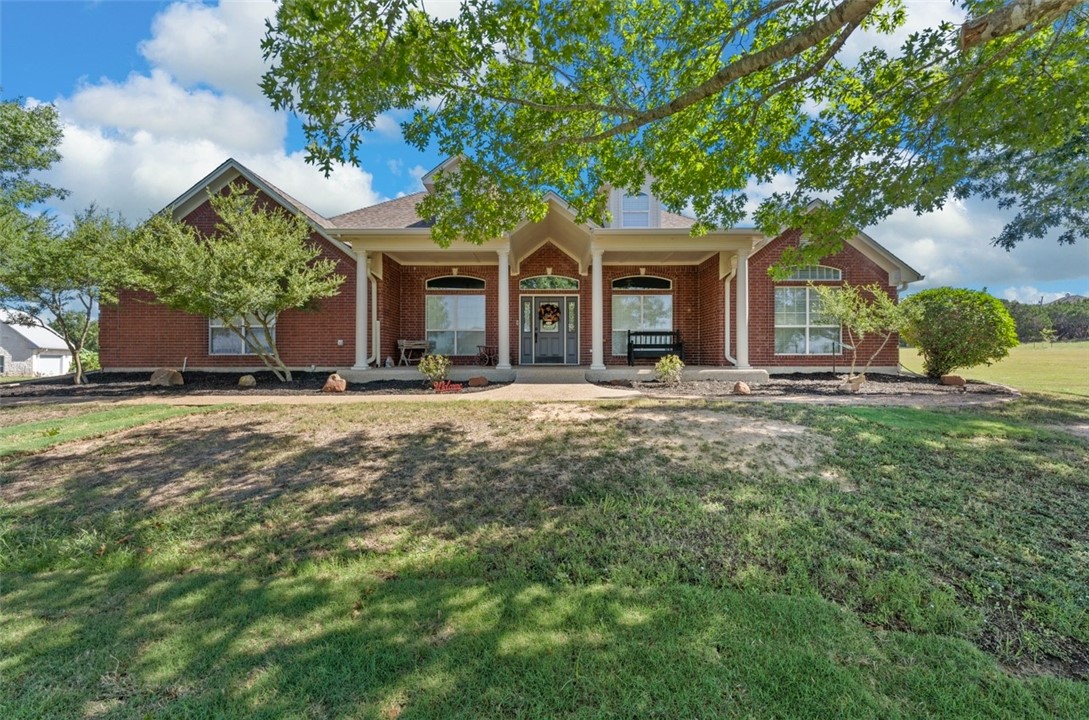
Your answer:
[621,192,650,228]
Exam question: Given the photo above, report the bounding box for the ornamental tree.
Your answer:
[0,207,134,384]
[262,0,1087,261]
[130,184,345,382]
[900,287,1019,378]
[811,282,904,380]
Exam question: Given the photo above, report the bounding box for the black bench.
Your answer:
[627,330,684,366]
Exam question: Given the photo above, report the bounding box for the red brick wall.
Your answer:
[748,230,900,369]
[697,255,725,365]
[395,264,500,365]
[99,190,357,369]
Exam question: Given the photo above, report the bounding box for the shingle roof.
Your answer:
[0,312,70,351]
[330,193,432,229]
[243,166,336,229]
[659,209,696,228]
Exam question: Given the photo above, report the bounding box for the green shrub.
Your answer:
[901,288,1018,378]
[654,354,685,385]
[78,349,100,371]
[417,353,451,383]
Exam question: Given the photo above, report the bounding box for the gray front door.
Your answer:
[534,297,564,363]
[519,296,579,364]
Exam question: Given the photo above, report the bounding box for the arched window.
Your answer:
[782,265,842,281]
[426,275,485,290]
[519,276,579,290]
[621,191,650,227]
[612,276,672,291]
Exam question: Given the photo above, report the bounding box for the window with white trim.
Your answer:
[611,295,673,355]
[426,295,485,355]
[209,315,275,355]
[783,265,842,281]
[621,191,650,228]
[426,276,485,290]
[774,287,840,355]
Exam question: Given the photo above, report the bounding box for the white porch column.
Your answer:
[353,249,369,370]
[735,250,750,368]
[590,246,605,370]
[496,248,512,369]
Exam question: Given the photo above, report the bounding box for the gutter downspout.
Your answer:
[723,255,738,366]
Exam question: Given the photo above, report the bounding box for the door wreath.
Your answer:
[538,303,561,325]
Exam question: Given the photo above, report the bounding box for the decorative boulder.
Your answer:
[322,373,348,392]
[940,374,966,387]
[733,381,751,395]
[467,376,489,387]
[238,374,257,388]
[149,368,184,387]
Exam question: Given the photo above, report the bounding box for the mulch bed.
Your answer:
[0,371,504,399]
[624,372,1017,398]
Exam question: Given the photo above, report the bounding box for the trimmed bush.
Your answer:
[654,354,685,385]
[901,288,1018,378]
[417,353,451,383]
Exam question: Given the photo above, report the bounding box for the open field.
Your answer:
[2,397,1087,718]
[901,340,1089,397]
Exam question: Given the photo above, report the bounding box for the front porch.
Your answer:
[338,365,769,385]
[332,199,765,374]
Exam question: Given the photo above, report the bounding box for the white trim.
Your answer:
[354,250,369,369]
[735,252,750,368]
[496,250,512,370]
[590,248,605,370]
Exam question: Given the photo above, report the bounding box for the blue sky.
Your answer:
[2,0,1086,302]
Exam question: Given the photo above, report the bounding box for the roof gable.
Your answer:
[0,313,70,351]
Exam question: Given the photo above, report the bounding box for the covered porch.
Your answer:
[332,201,764,373]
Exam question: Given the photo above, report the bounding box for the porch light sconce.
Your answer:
[639,267,646,275]
[546,267,553,275]
[451,267,459,275]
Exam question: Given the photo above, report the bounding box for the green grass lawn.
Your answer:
[0,375,37,383]
[901,340,1089,396]
[2,398,1087,718]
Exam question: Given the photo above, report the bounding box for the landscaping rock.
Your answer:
[467,376,489,387]
[238,374,257,388]
[322,373,347,392]
[149,368,184,387]
[733,381,751,395]
[940,374,966,386]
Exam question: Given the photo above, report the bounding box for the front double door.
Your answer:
[520,296,579,364]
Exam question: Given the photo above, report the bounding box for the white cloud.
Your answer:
[58,69,283,154]
[37,1,383,223]
[387,158,404,175]
[139,0,275,101]
[1001,286,1068,304]
[841,0,966,65]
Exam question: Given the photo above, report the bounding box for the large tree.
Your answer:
[130,184,346,382]
[263,0,1087,263]
[0,207,133,384]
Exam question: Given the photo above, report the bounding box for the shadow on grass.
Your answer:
[6,560,1086,720]
[2,401,1089,717]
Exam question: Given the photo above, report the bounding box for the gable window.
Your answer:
[783,265,842,281]
[426,295,485,355]
[612,295,673,355]
[209,315,275,355]
[426,275,486,290]
[621,192,650,228]
[774,288,840,355]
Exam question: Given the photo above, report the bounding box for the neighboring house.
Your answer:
[0,312,73,377]
[100,158,923,376]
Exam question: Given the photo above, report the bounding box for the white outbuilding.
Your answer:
[0,312,73,377]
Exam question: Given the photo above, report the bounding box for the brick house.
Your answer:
[100,158,923,377]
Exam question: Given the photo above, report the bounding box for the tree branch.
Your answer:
[567,0,881,144]
[960,0,1081,50]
